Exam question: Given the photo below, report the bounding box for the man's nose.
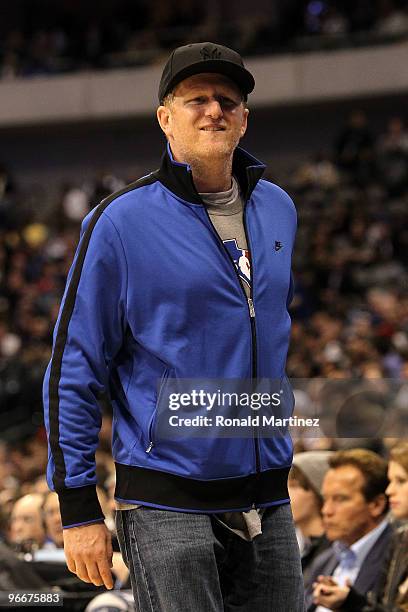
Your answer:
[322,501,333,517]
[205,99,223,118]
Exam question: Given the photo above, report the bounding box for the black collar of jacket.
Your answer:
[157,143,266,205]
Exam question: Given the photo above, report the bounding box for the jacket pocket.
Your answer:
[145,367,169,453]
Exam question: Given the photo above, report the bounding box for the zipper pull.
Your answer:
[146,442,154,453]
[248,298,255,318]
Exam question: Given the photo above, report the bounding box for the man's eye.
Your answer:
[219,97,239,108]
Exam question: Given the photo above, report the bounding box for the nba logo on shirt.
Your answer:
[223,239,251,288]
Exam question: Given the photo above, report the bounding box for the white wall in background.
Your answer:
[0,41,407,127]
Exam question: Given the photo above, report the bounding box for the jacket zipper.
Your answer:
[202,206,260,476]
[243,211,261,477]
[146,411,157,452]
[146,368,169,453]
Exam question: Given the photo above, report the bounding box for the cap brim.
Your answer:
[160,60,255,102]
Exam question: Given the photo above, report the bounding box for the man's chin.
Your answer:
[325,529,342,542]
[196,144,232,159]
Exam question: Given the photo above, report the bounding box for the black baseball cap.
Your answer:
[158,42,255,103]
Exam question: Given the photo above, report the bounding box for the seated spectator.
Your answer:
[375,4,408,36]
[42,491,63,549]
[377,116,408,196]
[7,436,48,486]
[8,493,46,552]
[32,474,52,495]
[292,153,340,192]
[305,449,392,611]
[288,451,333,585]
[311,441,408,611]
[378,117,408,155]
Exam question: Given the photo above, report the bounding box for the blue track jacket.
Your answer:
[43,145,297,528]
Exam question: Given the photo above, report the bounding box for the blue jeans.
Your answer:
[116,503,305,612]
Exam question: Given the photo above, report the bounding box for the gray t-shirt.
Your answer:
[200,177,251,299]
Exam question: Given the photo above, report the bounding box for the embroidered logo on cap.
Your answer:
[200,46,222,60]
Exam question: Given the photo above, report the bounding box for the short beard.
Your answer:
[176,136,238,170]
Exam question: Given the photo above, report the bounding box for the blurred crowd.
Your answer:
[0,110,407,438]
[1,0,408,79]
[0,436,407,610]
[0,108,407,608]
[286,111,408,383]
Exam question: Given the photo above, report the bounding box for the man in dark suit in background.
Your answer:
[305,449,392,611]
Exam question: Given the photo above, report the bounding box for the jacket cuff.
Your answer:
[57,485,105,528]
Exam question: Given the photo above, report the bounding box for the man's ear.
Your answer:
[157,105,171,138]
[368,493,387,518]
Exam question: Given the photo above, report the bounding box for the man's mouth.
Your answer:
[200,126,225,131]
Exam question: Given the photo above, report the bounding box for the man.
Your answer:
[288,451,333,585]
[43,42,303,611]
[305,449,392,611]
[42,491,64,549]
[8,493,46,551]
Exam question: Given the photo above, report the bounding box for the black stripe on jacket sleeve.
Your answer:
[47,174,158,526]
